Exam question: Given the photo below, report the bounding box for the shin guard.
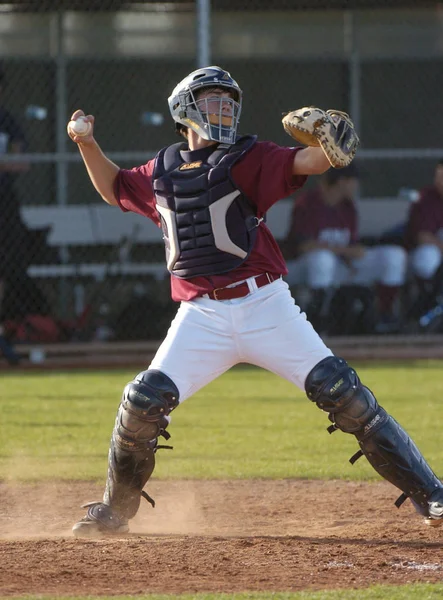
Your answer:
[103,369,179,519]
[306,356,443,515]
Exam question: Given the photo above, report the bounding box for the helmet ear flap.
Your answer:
[175,122,188,137]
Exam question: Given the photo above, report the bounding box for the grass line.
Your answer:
[6,582,443,599]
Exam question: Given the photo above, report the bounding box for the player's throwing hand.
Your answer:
[67,109,95,144]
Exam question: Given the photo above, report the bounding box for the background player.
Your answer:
[284,165,407,333]
[404,159,443,319]
[68,66,443,537]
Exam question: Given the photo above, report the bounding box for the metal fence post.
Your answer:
[196,0,211,68]
[52,9,69,317]
[344,10,361,136]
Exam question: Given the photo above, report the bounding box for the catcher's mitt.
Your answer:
[282,107,360,168]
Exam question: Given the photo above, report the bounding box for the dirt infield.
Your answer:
[1,479,443,596]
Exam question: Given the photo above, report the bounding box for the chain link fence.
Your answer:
[1,0,443,356]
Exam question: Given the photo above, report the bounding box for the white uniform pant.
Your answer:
[410,243,442,280]
[148,278,333,403]
[285,245,407,289]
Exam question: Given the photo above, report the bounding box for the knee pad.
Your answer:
[305,356,386,435]
[115,369,180,451]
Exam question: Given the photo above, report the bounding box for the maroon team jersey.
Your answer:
[288,187,358,251]
[114,141,307,302]
[404,186,443,249]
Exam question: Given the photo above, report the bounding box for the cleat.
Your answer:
[72,502,129,538]
[424,501,443,528]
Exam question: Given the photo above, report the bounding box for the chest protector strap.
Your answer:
[153,135,261,279]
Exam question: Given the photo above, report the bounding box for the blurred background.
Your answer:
[1,0,443,362]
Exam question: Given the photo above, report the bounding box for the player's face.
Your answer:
[434,164,443,196]
[195,87,235,126]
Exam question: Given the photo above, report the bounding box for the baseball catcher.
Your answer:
[68,65,443,538]
[282,107,359,168]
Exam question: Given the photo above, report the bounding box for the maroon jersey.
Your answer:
[115,141,307,302]
[404,186,443,249]
[288,187,358,252]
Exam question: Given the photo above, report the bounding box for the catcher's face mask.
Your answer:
[192,87,240,144]
[168,66,242,145]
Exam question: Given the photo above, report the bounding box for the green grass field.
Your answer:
[1,361,443,482]
[1,360,443,600]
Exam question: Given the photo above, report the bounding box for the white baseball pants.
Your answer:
[148,278,333,403]
[410,243,442,280]
[286,245,407,289]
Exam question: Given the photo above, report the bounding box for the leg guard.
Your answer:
[305,356,443,515]
[103,369,179,520]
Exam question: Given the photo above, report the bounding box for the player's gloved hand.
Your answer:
[67,109,95,144]
[282,107,359,168]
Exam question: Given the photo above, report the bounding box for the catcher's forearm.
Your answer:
[292,146,331,176]
[78,140,120,206]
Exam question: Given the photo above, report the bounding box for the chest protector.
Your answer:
[152,135,260,279]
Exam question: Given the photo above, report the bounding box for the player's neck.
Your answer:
[187,130,219,152]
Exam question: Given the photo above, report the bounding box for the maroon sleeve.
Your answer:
[231,141,308,216]
[114,159,160,226]
[407,188,441,239]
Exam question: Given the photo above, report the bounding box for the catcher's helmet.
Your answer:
[168,66,242,145]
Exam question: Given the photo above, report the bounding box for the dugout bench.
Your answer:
[19,197,411,338]
[22,195,411,278]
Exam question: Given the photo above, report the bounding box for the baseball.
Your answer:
[69,117,92,137]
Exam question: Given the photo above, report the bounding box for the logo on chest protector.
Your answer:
[329,378,344,394]
[179,161,203,170]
